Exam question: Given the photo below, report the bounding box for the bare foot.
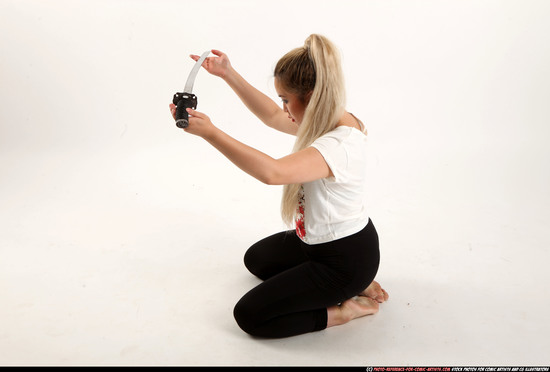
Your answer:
[327,296,379,327]
[359,280,389,303]
[342,296,379,320]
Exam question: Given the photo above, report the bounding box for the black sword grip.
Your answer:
[175,101,189,128]
[173,92,198,129]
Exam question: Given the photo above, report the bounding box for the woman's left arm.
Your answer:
[174,106,331,185]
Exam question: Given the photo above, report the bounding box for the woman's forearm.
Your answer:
[223,67,297,135]
[202,126,331,186]
[223,67,280,124]
[204,126,279,185]
[181,108,329,186]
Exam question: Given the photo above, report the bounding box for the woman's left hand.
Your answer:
[169,104,217,139]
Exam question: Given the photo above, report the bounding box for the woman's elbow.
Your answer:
[259,170,285,186]
[260,174,278,186]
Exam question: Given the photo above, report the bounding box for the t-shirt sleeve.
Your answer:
[310,131,349,182]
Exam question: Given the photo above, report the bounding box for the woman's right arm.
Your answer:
[191,50,298,136]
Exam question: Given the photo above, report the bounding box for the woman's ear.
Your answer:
[304,91,313,105]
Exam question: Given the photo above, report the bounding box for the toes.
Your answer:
[360,281,389,303]
[354,296,379,310]
[373,289,389,303]
[361,297,380,314]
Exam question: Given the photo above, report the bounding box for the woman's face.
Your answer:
[274,78,310,125]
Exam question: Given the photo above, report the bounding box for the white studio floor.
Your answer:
[0,137,548,366]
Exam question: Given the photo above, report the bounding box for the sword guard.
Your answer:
[173,92,197,128]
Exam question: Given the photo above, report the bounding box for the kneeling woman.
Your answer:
[169,34,388,338]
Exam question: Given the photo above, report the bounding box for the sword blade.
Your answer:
[184,50,210,93]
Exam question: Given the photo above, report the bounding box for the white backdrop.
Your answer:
[1,0,549,366]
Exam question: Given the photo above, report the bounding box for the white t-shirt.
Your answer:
[295,125,370,245]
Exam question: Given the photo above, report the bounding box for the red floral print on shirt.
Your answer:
[295,185,306,239]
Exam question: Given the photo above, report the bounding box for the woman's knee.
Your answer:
[243,245,265,279]
[233,297,259,336]
[244,231,302,280]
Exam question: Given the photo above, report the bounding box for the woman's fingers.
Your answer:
[169,104,204,121]
[190,54,210,67]
[191,50,224,59]
[190,54,213,73]
[211,49,224,57]
[186,108,205,119]
[188,49,230,78]
[169,103,176,119]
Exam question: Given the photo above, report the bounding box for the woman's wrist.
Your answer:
[203,124,222,143]
[222,65,238,84]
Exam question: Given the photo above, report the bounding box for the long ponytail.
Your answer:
[276,34,346,226]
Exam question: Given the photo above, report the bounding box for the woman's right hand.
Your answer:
[190,49,231,79]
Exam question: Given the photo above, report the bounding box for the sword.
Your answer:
[172,50,210,128]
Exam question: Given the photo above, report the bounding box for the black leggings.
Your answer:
[233,219,380,338]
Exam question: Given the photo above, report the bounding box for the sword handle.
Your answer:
[172,92,198,128]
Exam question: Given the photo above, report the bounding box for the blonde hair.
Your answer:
[276,34,346,225]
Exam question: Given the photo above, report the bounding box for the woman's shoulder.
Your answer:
[326,125,367,142]
[312,126,366,153]
[335,112,367,134]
